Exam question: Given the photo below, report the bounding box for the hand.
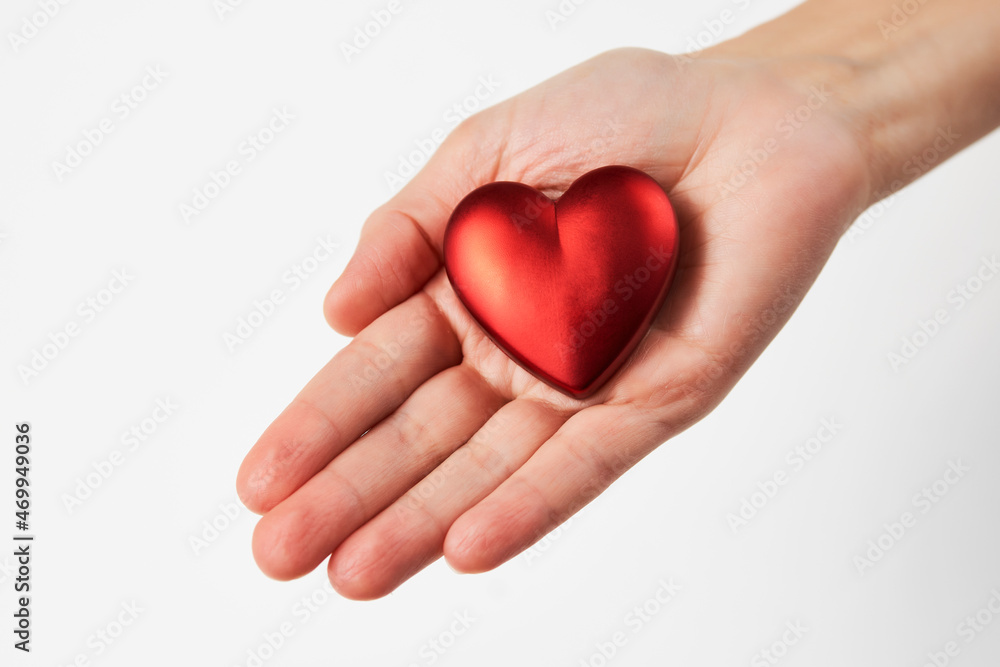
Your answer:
[236,45,876,599]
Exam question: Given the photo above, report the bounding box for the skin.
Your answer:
[237,0,1000,600]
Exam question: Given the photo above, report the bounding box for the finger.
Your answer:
[443,404,665,573]
[326,398,569,600]
[250,364,505,581]
[236,292,461,514]
[324,203,444,338]
[325,117,504,336]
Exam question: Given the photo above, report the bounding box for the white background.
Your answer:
[3,0,1000,665]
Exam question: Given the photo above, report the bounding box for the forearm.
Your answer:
[707,0,1000,202]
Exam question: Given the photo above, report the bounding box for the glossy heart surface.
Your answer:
[443,165,679,398]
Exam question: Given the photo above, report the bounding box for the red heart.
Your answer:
[443,165,679,398]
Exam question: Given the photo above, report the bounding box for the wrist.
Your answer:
[703,0,1000,207]
[698,48,886,212]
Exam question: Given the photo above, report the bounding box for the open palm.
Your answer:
[237,47,872,599]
